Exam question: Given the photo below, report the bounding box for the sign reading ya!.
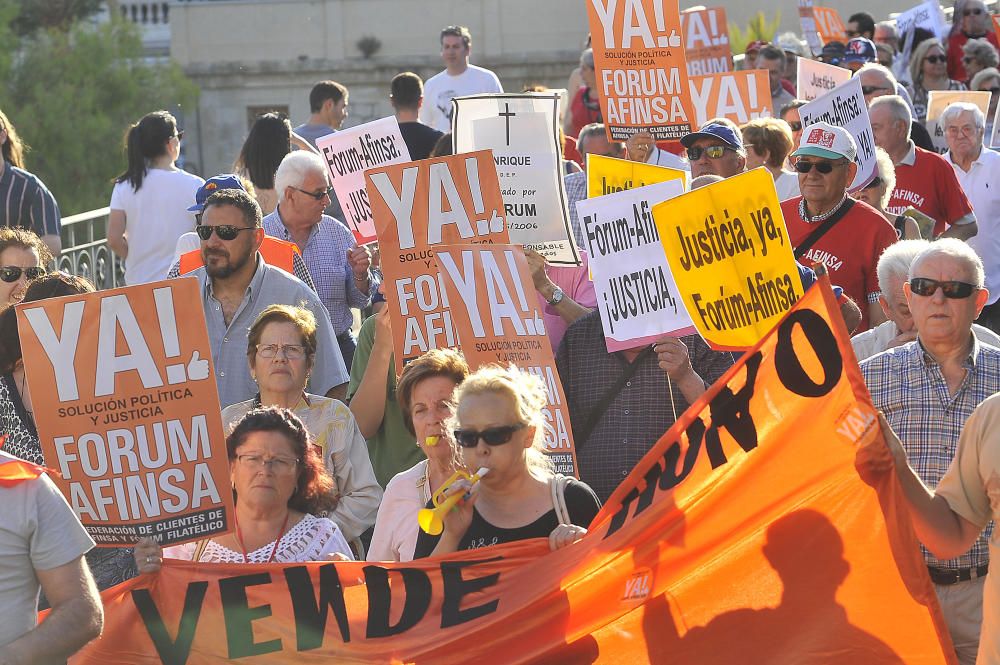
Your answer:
[688,70,772,128]
[366,151,509,373]
[680,7,731,76]
[16,279,234,546]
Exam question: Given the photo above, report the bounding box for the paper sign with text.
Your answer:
[586,153,687,198]
[896,1,947,42]
[366,151,509,374]
[796,58,851,101]
[587,0,695,141]
[799,77,877,190]
[652,168,803,350]
[688,70,772,128]
[316,116,412,245]
[681,7,731,76]
[926,90,991,154]
[16,279,234,547]
[798,0,823,56]
[813,6,847,43]
[453,93,579,265]
[434,244,578,477]
[578,181,692,351]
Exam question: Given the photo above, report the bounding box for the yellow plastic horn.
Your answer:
[417,467,489,535]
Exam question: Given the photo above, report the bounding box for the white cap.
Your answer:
[792,122,858,162]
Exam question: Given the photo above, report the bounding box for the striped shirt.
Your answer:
[0,162,60,236]
[861,336,1000,570]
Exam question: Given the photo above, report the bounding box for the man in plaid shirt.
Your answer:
[861,238,1000,665]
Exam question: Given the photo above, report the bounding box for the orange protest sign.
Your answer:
[434,244,577,476]
[65,281,955,664]
[587,0,695,141]
[680,7,732,76]
[366,151,510,374]
[813,6,848,43]
[16,279,234,547]
[688,70,772,128]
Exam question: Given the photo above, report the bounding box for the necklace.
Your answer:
[234,510,290,564]
[799,192,849,223]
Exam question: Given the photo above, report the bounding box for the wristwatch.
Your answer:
[547,286,565,306]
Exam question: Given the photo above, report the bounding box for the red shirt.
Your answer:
[782,197,897,332]
[947,31,1000,82]
[887,145,974,237]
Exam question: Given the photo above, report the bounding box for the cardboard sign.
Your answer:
[926,90,992,154]
[16,280,234,546]
[577,181,692,351]
[64,283,956,665]
[367,151,510,374]
[680,7,732,76]
[434,244,578,476]
[316,116,412,245]
[586,0,695,141]
[688,70,772,128]
[796,57,851,101]
[652,168,803,350]
[895,0,948,42]
[799,77,877,191]
[798,0,823,56]
[812,6,847,43]
[452,93,580,266]
[586,153,687,198]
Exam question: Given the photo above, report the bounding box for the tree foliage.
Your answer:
[0,9,198,215]
[729,11,783,57]
[12,0,104,36]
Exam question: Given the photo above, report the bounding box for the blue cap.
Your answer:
[680,122,743,150]
[188,174,246,212]
[844,37,877,64]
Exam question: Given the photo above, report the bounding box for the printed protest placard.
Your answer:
[434,244,578,476]
[812,6,847,43]
[688,70,772,128]
[16,279,234,546]
[926,90,991,153]
[799,77,877,190]
[586,153,687,198]
[586,0,695,141]
[895,0,947,42]
[798,0,823,56]
[577,181,691,351]
[652,168,803,350]
[681,7,731,76]
[796,57,851,101]
[316,116,412,245]
[452,93,579,265]
[366,151,509,374]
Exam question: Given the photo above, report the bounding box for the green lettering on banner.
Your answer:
[219,573,282,657]
[133,582,208,665]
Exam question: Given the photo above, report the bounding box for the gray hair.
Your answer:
[971,67,1000,90]
[872,147,897,210]
[869,94,912,127]
[940,101,986,134]
[875,21,898,41]
[908,237,986,288]
[577,123,623,156]
[274,151,327,203]
[963,38,1000,69]
[857,62,898,87]
[691,174,724,190]
[877,239,931,292]
[580,48,594,69]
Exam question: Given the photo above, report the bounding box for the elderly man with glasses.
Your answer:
[860,238,1000,665]
[780,122,896,331]
[678,121,746,179]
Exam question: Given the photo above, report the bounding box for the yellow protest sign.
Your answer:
[586,154,687,199]
[653,168,803,350]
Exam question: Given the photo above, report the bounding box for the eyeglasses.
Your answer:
[846,30,860,37]
[924,55,947,64]
[963,56,975,63]
[195,224,256,241]
[0,266,45,283]
[861,85,892,95]
[786,121,803,132]
[909,277,978,298]
[964,8,984,16]
[686,145,736,161]
[453,423,526,448]
[862,175,883,189]
[236,453,299,475]
[945,124,980,135]
[292,186,333,201]
[256,343,307,359]
[173,130,185,141]
[794,160,847,174]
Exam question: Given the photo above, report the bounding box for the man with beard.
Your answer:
[191,188,348,406]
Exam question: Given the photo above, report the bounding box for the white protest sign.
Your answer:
[798,0,823,57]
[799,77,877,191]
[926,91,992,153]
[577,180,693,352]
[316,116,411,245]
[797,58,851,102]
[453,92,580,265]
[894,1,947,41]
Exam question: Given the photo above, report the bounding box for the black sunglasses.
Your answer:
[454,423,526,448]
[861,85,891,95]
[293,186,333,201]
[964,8,984,15]
[0,266,45,283]
[787,120,803,132]
[794,160,846,174]
[686,145,735,161]
[863,175,884,189]
[195,224,256,241]
[924,55,947,64]
[909,277,978,298]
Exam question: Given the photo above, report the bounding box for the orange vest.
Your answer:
[178,236,300,275]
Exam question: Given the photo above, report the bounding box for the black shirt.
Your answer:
[413,478,601,557]
[399,121,444,161]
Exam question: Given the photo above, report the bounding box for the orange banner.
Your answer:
[434,244,578,477]
[587,0,695,141]
[366,151,510,374]
[813,6,848,44]
[688,70,772,128]
[680,7,732,76]
[63,280,954,663]
[16,279,234,547]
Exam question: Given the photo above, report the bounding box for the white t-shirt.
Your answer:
[774,170,801,201]
[110,168,204,285]
[420,65,504,132]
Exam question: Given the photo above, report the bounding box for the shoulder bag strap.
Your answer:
[793,199,856,260]
[575,346,655,451]
[549,474,572,526]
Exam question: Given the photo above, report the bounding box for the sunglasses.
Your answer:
[195,224,256,241]
[924,55,947,64]
[174,130,184,140]
[964,8,984,15]
[686,145,735,161]
[293,186,333,201]
[861,85,891,95]
[787,121,803,132]
[453,423,526,448]
[863,175,883,189]
[0,266,45,283]
[909,277,978,298]
[794,160,846,174]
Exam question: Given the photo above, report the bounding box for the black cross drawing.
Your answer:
[499,103,516,146]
